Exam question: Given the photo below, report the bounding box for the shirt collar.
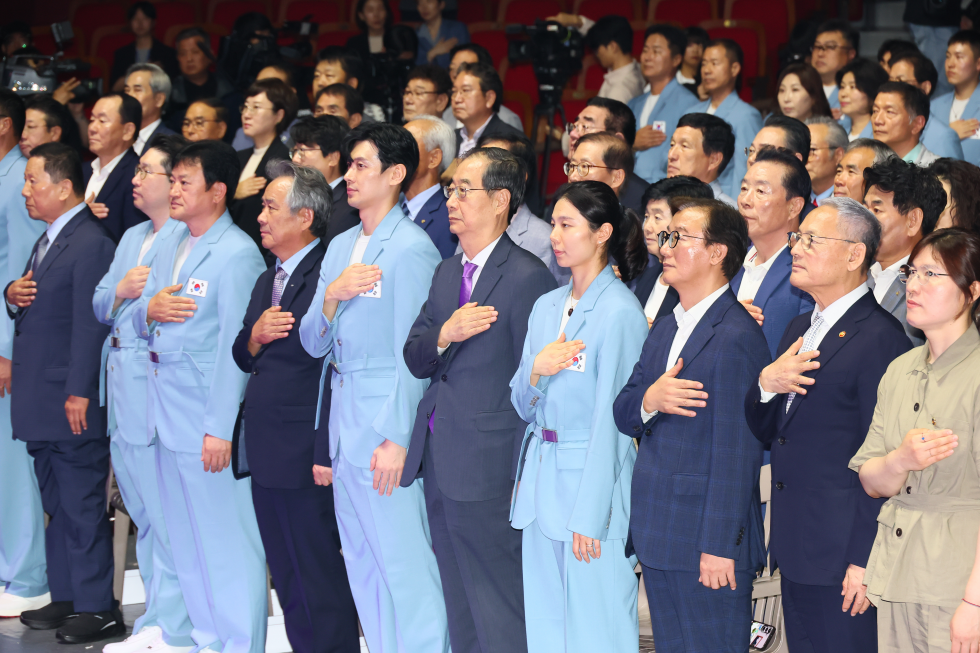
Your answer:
[329,176,343,189]
[46,202,87,243]
[405,183,442,219]
[90,149,129,178]
[902,143,924,163]
[744,244,787,272]
[910,324,980,379]
[276,238,320,278]
[462,233,503,269]
[870,255,909,281]
[813,282,869,329]
[673,283,729,328]
[137,119,161,143]
[676,70,695,85]
[461,114,493,143]
[813,185,834,204]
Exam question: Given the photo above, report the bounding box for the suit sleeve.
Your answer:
[67,235,115,398]
[131,249,164,340]
[612,325,663,437]
[402,261,447,380]
[744,325,800,444]
[299,250,337,359]
[0,198,44,357]
[202,244,265,441]
[232,275,264,374]
[92,228,140,326]
[510,300,547,424]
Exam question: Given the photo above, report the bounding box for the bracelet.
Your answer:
[963,599,980,609]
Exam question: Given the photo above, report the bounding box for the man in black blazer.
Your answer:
[83,93,148,242]
[403,147,557,653]
[123,63,175,155]
[231,161,358,653]
[744,198,912,653]
[6,143,121,643]
[404,116,457,259]
[451,63,526,158]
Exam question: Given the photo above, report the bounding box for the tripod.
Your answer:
[529,85,567,201]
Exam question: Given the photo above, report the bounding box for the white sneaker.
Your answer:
[144,629,195,653]
[103,626,163,653]
[0,591,51,617]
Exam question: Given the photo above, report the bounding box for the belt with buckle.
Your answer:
[109,337,137,349]
[539,428,558,443]
[149,351,160,363]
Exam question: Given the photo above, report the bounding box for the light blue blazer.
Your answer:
[629,79,700,183]
[132,212,265,452]
[685,92,763,198]
[299,205,441,468]
[94,219,185,444]
[923,117,965,159]
[932,89,980,163]
[509,266,647,542]
[828,85,839,110]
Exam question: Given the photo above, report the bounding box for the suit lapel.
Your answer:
[280,242,325,312]
[676,290,736,369]
[879,276,905,313]
[142,219,181,267]
[562,265,616,340]
[467,236,512,308]
[753,248,791,310]
[34,209,88,280]
[730,266,745,296]
[360,206,403,267]
[657,286,679,319]
[176,213,234,290]
[965,88,980,121]
[96,150,135,202]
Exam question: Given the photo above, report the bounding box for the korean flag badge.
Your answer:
[187,278,208,297]
[568,352,586,373]
[359,279,382,298]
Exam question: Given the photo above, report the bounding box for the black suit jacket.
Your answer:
[402,233,558,501]
[744,292,912,585]
[454,114,527,157]
[231,139,292,255]
[83,148,148,242]
[110,39,179,87]
[621,171,649,215]
[632,257,678,319]
[231,242,329,488]
[324,179,361,244]
[7,207,115,441]
[142,121,175,150]
[414,188,457,259]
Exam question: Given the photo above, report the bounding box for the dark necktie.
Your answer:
[271,266,287,307]
[429,261,480,433]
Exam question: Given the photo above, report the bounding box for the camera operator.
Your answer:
[364,25,419,123]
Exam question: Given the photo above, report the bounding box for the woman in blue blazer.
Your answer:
[510,181,649,653]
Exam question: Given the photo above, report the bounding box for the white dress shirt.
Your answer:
[709,179,737,208]
[638,92,661,126]
[759,282,869,402]
[275,238,320,285]
[85,150,128,201]
[404,184,442,222]
[137,229,158,266]
[643,273,670,321]
[436,234,502,355]
[133,119,161,155]
[239,145,269,182]
[641,283,729,422]
[869,255,908,303]
[172,234,202,285]
[736,245,786,302]
[951,97,970,122]
[823,84,836,100]
[676,70,695,86]
[458,115,493,159]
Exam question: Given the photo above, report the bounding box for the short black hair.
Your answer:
[641,175,713,208]
[876,80,930,123]
[353,0,393,33]
[574,132,634,177]
[29,142,83,196]
[291,114,350,156]
[864,157,945,235]
[476,131,536,198]
[676,113,736,175]
[877,38,919,65]
[836,57,889,102]
[674,197,750,280]
[174,27,216,61]
[189,97,228,124]
[686,26,710,49]
[948,29,980,61]
[24,95,82,151]
[459,147,527,222]
[763,114,811,163]
[816,18,859,53]
[127,1,156,21]
[341,123,419,193]
[587,15,634,56]
[0,89,25,140]
[407,64,451,96]
[753,145,812,203]
[706,38,744,91]
[145,133,189,174]
[317,46,366,86]
[233,11,274,38]
[586,96,636,147]
[456,62,503,113]
[245,78,299,135]
[448,43,492,67]
[644,24,687,60]
[889,51,939,97]
[172,140,242,195]
[317,84,365,118]
[102,92,142,140]
[1,21,31,50]
[262,59,298,89]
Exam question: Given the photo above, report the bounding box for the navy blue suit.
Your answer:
[631,258,678,319]
[412,189,457,260]
[402,233,556,653]
[744,291,911,653]
[82,148,148,242]
[232,241,358,653]
[7,205,116,613]
[613,289,770,653]
[325,180,360,245]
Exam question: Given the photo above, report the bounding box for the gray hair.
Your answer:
[845,138,896,166]
[125,63,172,104]
[821,196,880,273]
[805,115,848,152]
[266,159,332,238]
[409,114,456,174]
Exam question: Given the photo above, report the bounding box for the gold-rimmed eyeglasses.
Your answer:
[787,231,857,250]
[443,185,497,200]
[134,165,170,181]
[899,265,950,284]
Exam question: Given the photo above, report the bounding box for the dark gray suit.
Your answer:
[868,275,924,346]
[402,233,557,653]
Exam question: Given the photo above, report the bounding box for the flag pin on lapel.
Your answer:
[838,331,846,337]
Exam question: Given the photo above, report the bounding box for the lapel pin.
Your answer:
[838,331,846,337]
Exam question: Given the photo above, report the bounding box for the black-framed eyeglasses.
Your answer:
[182,118,219,129]
[403,88,438,99]
[658,230,707,249]
[811,42,842,53]
[133,165,170,181]
[899,264,950,284]
[443,185,497,200]
[564,161,617,177]
[290,146,321,159]
[788,231,857,250]
[565,121,598,135]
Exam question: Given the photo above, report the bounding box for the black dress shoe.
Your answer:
[55,608,126,644]
[19,601,76,630]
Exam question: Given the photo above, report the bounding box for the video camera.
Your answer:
[506,20,584,111]
[217,19,318,91]
[0,22,100,102]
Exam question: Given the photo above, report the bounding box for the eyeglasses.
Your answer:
[565,121,598,135]
[443,185,496,200]
[133,165,170,181]
[787,231,857,250]
[808,146,831,156]
[811,42,842,53]
[744,145,759,158]
[450,87,478,98]
[658,230,707,249]
[290,146,321,159]
[240,104,275,115]
[899,265,950,284]
[564,161,617,177]
[403,88,438,99]
[182,118,219,130]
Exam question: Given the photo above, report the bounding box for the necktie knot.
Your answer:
[462,261,478,279]
[459,261,478,307]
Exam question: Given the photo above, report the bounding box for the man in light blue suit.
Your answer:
[93,134,192,653]
[299,123,448,653]
[630,25,699,184]
[888,51,964,159]
[930,30,980,165]
[132,140,267,653]
[0,89,48,618]
[683,39,763,198]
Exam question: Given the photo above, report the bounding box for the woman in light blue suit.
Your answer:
[510,181,649,653]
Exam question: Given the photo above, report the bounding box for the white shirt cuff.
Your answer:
[759,381,778,403]
[641,407,657,423]
[436,345,448,355]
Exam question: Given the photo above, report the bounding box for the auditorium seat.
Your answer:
[700,19,766,102]
[497,0,564,25]
[316,25,361,49]
[207,0,273,31]
[574,0,641,21]
[648,0,716,26]
[279,0,346,25]
[151,0,200,40]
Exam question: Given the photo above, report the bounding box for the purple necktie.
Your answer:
[271,267,287,307]
[429,262,479,433]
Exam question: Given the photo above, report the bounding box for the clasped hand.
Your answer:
[530,333,584,386]
[147,284,197,323]
[326,264,382,303]
[641,359,707,417]
[438,302,497,348]
[116,265,150,300]
[6,270,36,308]
[759,336,820,395]
[249,306,294,354]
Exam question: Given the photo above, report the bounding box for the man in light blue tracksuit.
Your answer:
[299,122,448,653]
[93,134,192,653]
[0,89,48,618]
[132,140,267,653]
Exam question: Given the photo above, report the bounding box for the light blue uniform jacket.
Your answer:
[684,92,763,198]
[299,205,441,468]
[629,79,700,183]
[132,212,265,451]
[932,90,980,164]
[509,266,647,542]
[94,219,185,444]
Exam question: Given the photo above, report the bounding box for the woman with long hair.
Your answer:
[929,158,980,235]
[774,63,833,120]
[837,58,889,140]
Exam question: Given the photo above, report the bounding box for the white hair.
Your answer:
[410,114,456,174]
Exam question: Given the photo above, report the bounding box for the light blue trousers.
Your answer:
[110,437,192,645]
[521,520,638,653]
[331,448,450,653]
[0,394,47,597]
[155,443,267,653]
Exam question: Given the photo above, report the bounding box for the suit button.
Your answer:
[896,528,903,537]
[778,437,786,445]
[252,370,258,375]
[775,482,784,490]
[906,486,912,494]
[110,365,114,371]
[337,339,342,346]
[156,330,161,337]
[441,374,447,381]
[14,330,19,336]
[154,369,158,376]
[633,426,640,432]
[115,327,120,334]
[914,403,919,411]
[645,429,651,435]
